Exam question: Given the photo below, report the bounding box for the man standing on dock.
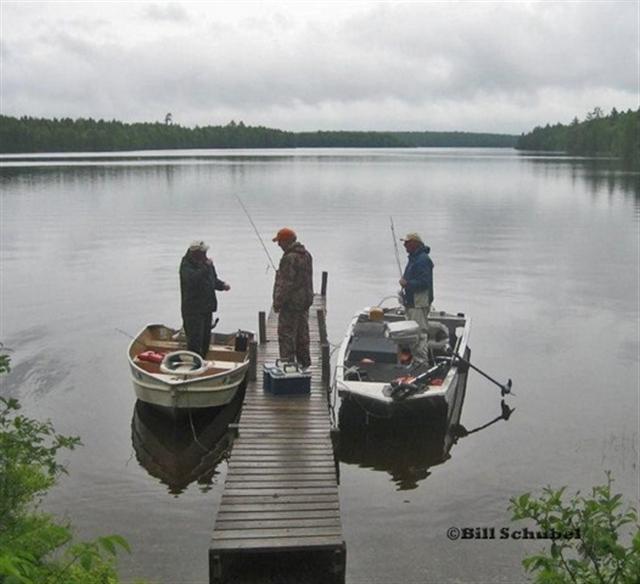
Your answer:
[399,232,434,364]
[272,227,314,369]
[180,240,230,358]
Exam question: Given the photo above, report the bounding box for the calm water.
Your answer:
[1,148,638,584]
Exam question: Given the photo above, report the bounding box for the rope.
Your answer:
[184,387,209,452]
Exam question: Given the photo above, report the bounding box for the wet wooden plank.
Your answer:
[217,510,341,521]
[211,535,344,551]
[217,502,340,513]
[225,482,337,490]
[223,487,338,497]
[228,461,335,469]
[227,468,336,476]
[216,518,342,530]
[229,448,333,456]
[212,526,342,540]
[231,437,333,445]
[228,455,335,463]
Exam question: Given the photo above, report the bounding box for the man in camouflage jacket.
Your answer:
[272,227,314,368]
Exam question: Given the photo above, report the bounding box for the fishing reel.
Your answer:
[383,379,420,400]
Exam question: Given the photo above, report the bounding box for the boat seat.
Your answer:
[352,321,386,337]
[426,321,451,351]
[206,360,240,371]
[146,340,184,351]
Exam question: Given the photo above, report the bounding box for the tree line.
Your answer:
[516,107,639,166]
[0,115,517,153]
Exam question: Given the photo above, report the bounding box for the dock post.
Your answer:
[317,309,328,345]
[321,342,331,384]
[248,340,257,382]
[321,271,328,296]
[258,311,267,344]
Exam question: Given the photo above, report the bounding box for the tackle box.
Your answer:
[263,361,311,395]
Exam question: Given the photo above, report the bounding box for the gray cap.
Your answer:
[188,240,209,252]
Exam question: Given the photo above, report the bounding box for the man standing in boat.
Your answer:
[272,227,314,369]
[399,232,434,364]
[180,240,230,358]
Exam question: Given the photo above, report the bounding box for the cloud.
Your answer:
[142,2,191,23]
[0,1,637,133]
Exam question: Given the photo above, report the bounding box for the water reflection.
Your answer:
[131,388,244,495]
[337,375,514,490]
[520,154,640,200]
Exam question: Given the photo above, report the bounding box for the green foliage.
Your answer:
[0,346,9,375]
[510,473,640,583]
[517,107,640,167]
[0,353,139,583]
[0,114,518,153]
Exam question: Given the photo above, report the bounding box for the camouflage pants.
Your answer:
[277,309,311,368]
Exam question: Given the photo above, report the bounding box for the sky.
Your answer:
[0,0,638,134]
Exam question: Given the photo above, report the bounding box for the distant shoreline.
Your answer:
[0,115,517,154]
[0,146,523,162]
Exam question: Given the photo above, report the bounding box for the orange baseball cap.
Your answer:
[272,227,297,242]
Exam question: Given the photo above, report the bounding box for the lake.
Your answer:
[1,148,638,583]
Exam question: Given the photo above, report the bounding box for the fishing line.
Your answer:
[115,328,149,350]
[390,216,403,277]
[234,193,277,272]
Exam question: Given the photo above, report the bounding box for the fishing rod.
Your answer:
[234,193,277,271]
[389,216,403,277]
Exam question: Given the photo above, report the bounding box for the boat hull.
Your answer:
[130,363,248,412]
[338,370,459,422]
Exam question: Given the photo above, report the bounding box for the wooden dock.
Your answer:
[209,282,346,583]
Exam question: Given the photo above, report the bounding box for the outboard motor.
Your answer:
[234,330,250,352]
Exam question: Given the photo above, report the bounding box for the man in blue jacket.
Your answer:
[180,240,231,358]
[399,232,434,364]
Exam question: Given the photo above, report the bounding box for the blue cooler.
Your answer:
[263,361,311,395]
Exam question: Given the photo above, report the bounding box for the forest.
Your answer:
[515,107,639,166]
[1,110,637,167]
[0,115,516,153]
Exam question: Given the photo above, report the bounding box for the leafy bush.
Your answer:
[0,354,136,583]
[510,473,640,583]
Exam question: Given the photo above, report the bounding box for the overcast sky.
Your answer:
[1,1,638,134]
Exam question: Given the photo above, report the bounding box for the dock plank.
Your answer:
[211,535,344,551]
[217,510,341,521]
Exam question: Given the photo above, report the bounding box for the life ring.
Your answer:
[160,351,208,376]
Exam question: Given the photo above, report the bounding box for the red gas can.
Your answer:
[137,351,165,364]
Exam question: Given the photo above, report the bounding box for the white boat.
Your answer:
[128,324,253,414]
[333,304,471,420]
